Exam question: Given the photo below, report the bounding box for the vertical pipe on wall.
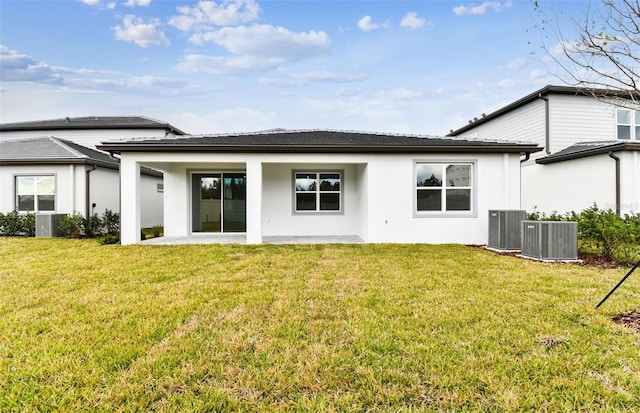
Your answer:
[538,94,551,154]
[85,164,96,217]
[608,151,621,215]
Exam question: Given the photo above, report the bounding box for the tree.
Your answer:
[534,0,640,103]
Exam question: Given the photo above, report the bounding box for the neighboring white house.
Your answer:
[97,130,541,245]
[448,85,640,215]
[0,116,186,228]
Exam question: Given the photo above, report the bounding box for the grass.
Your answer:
[1,238,639,412]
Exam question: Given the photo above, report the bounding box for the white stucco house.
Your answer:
[448,85,640,215]
[97,130,540,245]
[0,116,186,228]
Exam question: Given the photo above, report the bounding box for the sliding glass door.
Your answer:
[192,173,245,233]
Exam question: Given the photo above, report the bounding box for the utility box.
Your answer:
[520,220,578,261]
[36,214,68,238]
[488,210,526,251]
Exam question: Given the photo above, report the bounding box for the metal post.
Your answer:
[596,260,640,309]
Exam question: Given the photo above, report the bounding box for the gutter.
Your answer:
[608,152,621,215]
[538,94,551,154]
[86,164,96,217]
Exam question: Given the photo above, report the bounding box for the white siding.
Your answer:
[455,100,546,149]
[548,94,616,153]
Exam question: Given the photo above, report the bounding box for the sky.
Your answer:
[0,0,594,136]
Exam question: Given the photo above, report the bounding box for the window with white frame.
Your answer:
[15,175,55,212]
[294,171,341,213]
[415,163,473,213]
[616,109,640,140]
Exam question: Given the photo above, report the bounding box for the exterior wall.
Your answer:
[140,174,164,228]
[621,151,640,214]
[0,164,87,215]
[455,100,546,150]
[547,94,616,154]
[261,163,362,237]
[89,167,120,216]
[0,128,169,150]
[118,151,524,245]
[365,153,521,244]
[521,156,616,214]
[453,94,620,158]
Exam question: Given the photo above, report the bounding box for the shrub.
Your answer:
[0,210,35,236]
[59,213,87,238]
[528,204,640,265]
[102,209,120,236]
[84,213,103,238]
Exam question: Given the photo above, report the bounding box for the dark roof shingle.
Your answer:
[0,137,119,168]
[0,116,186,135]
[98,129,541,154]
[536,140,640,164]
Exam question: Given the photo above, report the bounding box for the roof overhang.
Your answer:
[0,158,119,169]
[97,143,542,155]
[536,142,640,164]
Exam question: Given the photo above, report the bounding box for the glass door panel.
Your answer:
[222,173,246,232]
[192,174,221,232]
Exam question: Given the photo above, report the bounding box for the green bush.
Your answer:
[529,204,640,265]
[59,213,87,238]
[0,210,35,237]
[102,209,120,236]
[59,210,121,241]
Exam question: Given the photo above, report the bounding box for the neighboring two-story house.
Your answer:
[448,85,640,215]
[0,116,186,228]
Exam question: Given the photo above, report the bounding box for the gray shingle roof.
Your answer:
[0,116,186,135]
[0,137,119,168]
[536,140,640,164]
[98,129,541,154]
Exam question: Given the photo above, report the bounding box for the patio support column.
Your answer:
[120,156,141,245]
[246,159,262,244]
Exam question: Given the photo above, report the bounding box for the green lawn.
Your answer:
[1,238,639,412]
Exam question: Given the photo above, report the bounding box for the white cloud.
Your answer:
[357,15,380,32]
[189,24,330,62]
[400,12,427,29]
[503,57,527,70]
[260,71,367,87]
[174,54,281,75]
[380,87,423,100]
[453,1,513,16]
[112,15,170,47]
[0,46,59,82]
[124,0,151,7]
[169,0,260,32]
[80,0,116,9]
[169,108,277,134]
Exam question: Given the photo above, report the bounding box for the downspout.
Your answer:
[85,164,96,217]
[538,94,551,154]
[608,152,621,215]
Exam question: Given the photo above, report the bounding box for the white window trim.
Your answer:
[14,174,57,213]
[292,170,344,215]
[616,108,640,141]
[413,160,477,218]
